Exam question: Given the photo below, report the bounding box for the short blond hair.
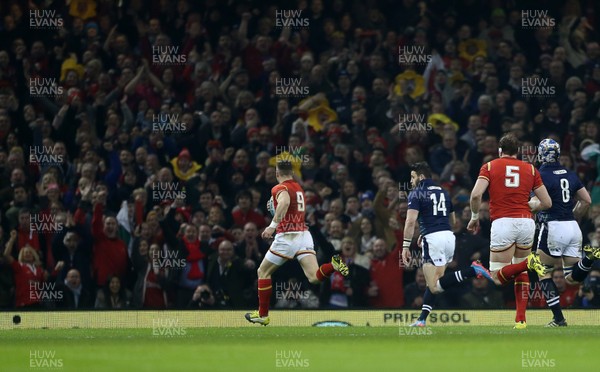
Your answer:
[18,245,41,266]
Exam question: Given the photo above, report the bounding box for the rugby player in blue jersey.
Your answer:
[530,139,600,326]
[402,162,492,326]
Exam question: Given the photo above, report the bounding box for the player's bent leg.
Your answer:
[494,245,544,284]
[297,253,320,284]
[298,253,348,285]
[489,245,516,285]
[423,263,446,294]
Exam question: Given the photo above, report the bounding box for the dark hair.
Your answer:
[410,162,432,178]
[235,190,252,203]
[499,133,519,155]
[103,275,128,308]
[200,189,214,198]
[276,160,293,175]
[13,183,27,192]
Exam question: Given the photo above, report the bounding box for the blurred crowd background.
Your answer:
[1,0,600,310]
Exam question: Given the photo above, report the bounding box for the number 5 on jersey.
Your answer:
[505,165,520,188]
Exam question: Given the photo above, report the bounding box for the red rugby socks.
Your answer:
[258,278,272,317]
[316,263,334,281]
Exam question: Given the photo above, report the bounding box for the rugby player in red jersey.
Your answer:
[245,161,348,325]
[468,134,551,329]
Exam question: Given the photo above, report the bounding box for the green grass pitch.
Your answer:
[1,326,598,371]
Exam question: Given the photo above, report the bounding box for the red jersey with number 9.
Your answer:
[271,179,307,233]
[478,157,544,222]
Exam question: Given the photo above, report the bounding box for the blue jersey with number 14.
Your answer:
[407,179,454,236]
[537,162,583,222]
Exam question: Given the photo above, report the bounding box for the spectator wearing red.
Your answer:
[144,210,165,246]
[3,230,61,308]
[161,200,214,308]
[132,241,170,309]
[15,208,45,258]
[369,239,404,308]
[77,185,128,287]
[231,190,266,229]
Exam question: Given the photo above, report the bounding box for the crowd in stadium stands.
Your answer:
[1,0,600,310]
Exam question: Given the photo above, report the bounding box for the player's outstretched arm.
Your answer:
[573,187,592,219]
[467,178,489,232]
[532,185,552,212]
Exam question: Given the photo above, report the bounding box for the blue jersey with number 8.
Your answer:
[537,162,583,222]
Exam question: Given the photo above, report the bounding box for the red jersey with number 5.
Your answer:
[271,179,307,233]
[478,157,544,222]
